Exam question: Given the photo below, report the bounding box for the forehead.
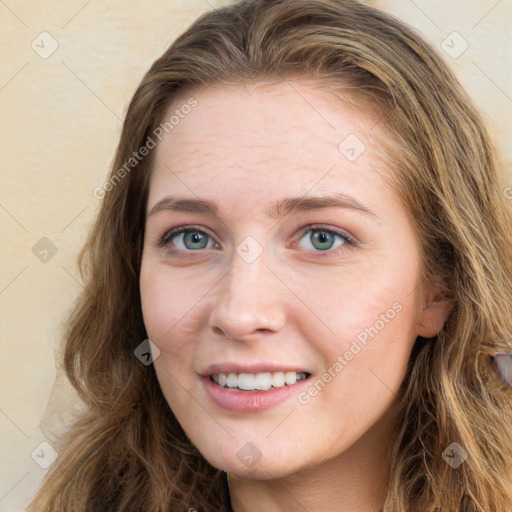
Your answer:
[149,80,393,212]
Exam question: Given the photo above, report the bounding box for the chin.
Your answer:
[192,433,316,480]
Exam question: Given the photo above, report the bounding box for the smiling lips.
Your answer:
[202,365,312,412]
[211,371,309,391]
[203,372,312,412]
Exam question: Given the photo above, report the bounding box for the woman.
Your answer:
[28,0,512,510]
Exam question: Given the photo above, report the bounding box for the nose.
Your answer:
[208,257,287,342]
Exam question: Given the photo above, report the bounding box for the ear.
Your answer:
[415,281,453,338]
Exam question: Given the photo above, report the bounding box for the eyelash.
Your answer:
[158,224,358,256]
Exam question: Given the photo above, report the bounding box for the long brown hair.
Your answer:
[28,1,512,510]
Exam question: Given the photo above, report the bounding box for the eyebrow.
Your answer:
[148,193,377,220]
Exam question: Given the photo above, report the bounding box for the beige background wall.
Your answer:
[1,1,510,510]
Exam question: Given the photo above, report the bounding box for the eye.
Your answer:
[159,226,218,251]
[296,225,356,254]
[158,224,357,254]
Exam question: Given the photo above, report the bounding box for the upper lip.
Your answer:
[203,363,311,376]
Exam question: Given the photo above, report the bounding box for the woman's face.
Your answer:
[140,80,448,478]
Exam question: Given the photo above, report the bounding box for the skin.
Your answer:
[139,80,450,512]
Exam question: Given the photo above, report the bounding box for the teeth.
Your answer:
[211,371,308,391]
[238,373,255,390]
[272,372,285,388]
[285,372,297,385]
[254,372,272,390]
[226,373,238,388]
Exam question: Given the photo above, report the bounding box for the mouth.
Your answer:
[210,371,310,392]
[202,364,313,412]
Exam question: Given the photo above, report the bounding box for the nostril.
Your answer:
[212,326,233,339]
[213,325,231,338]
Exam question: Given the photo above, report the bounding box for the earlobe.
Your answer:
[415,283,453,338]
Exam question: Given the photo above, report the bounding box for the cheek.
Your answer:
[140,261,223,377]
[139,263,195,349]
[289,251,420,344]
[140,264,200,406]
[140,267,169,339]
[291,248,420,407]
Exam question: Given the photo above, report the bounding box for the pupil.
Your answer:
[186,232,205,248]
[313,231,333,250]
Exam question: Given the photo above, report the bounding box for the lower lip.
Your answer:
[202,375,312,413]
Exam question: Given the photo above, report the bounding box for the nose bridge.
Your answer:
[209,249,286,340]
[227,253,268,304]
